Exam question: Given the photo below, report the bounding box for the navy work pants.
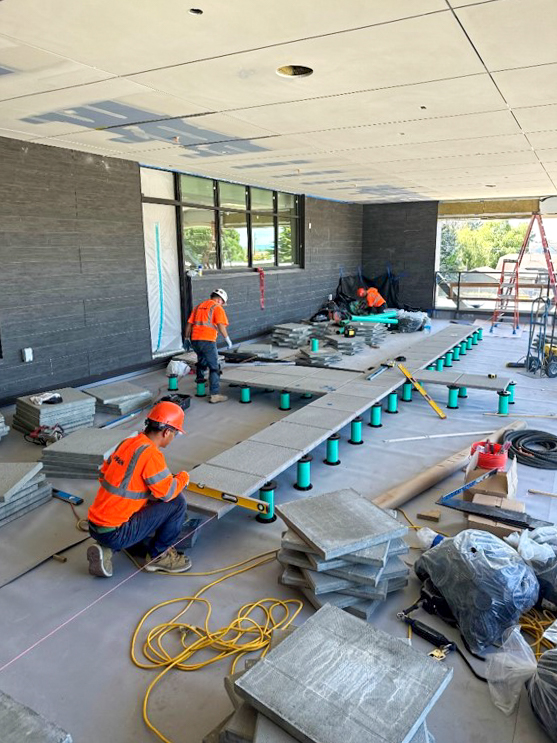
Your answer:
[192,339,220,394]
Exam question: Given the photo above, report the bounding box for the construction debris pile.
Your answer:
[85,381,153,416]
[0,462,52,529]
[12,388,96,435]
[203,605,451,743]
[0,411,9,442]
[276,489,410,621]
[41,428,136,480]
[271,323,315,348]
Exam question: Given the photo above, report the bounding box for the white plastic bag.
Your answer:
[507,530,556,564]
[485,626,537,715]
[166,359,190,378]
[528,649,557,741]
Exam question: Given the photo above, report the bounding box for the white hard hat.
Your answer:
[213,288,228,304]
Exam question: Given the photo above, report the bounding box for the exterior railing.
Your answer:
[435,270,553,314]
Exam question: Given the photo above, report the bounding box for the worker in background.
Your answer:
[357,286,387,314]
[184,288,232,404]
[87,401,191,578]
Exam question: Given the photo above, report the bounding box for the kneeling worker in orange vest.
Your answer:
[87,401,191,577]
[184,288,231,404]
[357,286,387,314]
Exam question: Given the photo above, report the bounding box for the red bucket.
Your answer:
[471,441,508,470]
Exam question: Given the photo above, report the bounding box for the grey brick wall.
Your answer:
[362,201,439,310]
[0,137,152,401]
[190,197,363,341]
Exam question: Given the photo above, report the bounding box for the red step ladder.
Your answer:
[490,213,557,334]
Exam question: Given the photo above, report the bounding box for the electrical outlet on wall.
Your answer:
[21,347,33,363]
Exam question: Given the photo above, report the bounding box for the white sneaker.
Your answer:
[209,394,228,404]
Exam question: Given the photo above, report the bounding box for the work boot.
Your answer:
[144,547,192,574]
[87,543,114,578]
[209,394,228,404]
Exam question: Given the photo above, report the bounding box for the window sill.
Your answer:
[193,266,305,279]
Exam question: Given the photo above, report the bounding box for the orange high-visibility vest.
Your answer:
[188,299,228,342]
[366,287,386,309]
[88,433,189,528]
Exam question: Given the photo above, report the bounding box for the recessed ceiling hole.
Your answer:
[189,8,203,15]
[420,105,427,110]
[485,184,496,188]
[276,65,314,78]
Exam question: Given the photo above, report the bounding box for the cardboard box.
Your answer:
[467,494,525,539]
[463,451,518,501]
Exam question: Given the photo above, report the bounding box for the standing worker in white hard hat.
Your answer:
[184,288,232,403]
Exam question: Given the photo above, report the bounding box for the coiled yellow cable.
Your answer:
[520,607,557,659]
[128,549,303,743]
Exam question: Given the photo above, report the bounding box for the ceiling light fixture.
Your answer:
[189,8,203,14]
[276,65,314,78]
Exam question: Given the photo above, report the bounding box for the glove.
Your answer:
[183,339,192,352]
[225,336,233,349]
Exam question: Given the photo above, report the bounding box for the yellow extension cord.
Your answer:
[126,549,303,743]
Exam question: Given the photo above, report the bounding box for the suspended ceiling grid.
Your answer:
[1,0,557,203]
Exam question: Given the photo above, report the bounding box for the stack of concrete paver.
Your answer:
[0,462,52,528]
[12,388,96,435]
[203,606,450,743]
[0,412,9,442]
[327,335,367,355]
[85,381,153,415]
[352,322,389,345]
[41,428,136,480]
[235,343,279,360]
[276,489,410,621]
[297,348,342,366]
[271,324,314,348]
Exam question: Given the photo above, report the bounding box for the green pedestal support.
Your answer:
[427,365,435,371]
[324,433,341,466]
[460,341,467,356]
[452,345,461,361]
[279,390,291,411]
[472,331,479,346]
[447,385,459,409]
[196,381,206,397]
[256,481,277,523]
[477,327,484,341]
[508,380,516,404]
[386,392,399,414]
[466,337,473,350]
[369,403,383,428]
[294,455,313,491]
[436,358,444,372]
[349,417,364,445]
[458,386,468,399]
[240,385,251,404]
[302,392,313,399]
[444,351,454,368]
[311,338,319,352]
[401,382,413,402]
[498,390,511,416]
[168,375,178,392]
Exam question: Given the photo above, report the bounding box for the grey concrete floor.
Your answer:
[0,322,555,743]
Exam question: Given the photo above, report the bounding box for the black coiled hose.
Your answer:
[504,429,557,470]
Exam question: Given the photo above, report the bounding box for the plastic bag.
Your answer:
[166,359,190,378]
[485,626,537,715]
[528,649,557,742]
[543,620,557,645]
[506,529,557,605]
[414,530,539,653]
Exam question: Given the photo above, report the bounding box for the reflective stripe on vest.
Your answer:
[192,301,217,331]
[100,443,151,500]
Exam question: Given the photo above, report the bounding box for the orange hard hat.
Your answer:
[146,401,186,434]
[357,287,366,298]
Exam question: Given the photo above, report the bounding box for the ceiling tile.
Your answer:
[134,12,483,110]
[0,0,448,76]
[0,80,210,138]
[225,75,505,135]
[493,64,557,108]
[513,104,557,133]
[0,35,113,101]
[456,0,557,70]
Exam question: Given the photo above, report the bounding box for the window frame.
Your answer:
[141,168,303,273]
